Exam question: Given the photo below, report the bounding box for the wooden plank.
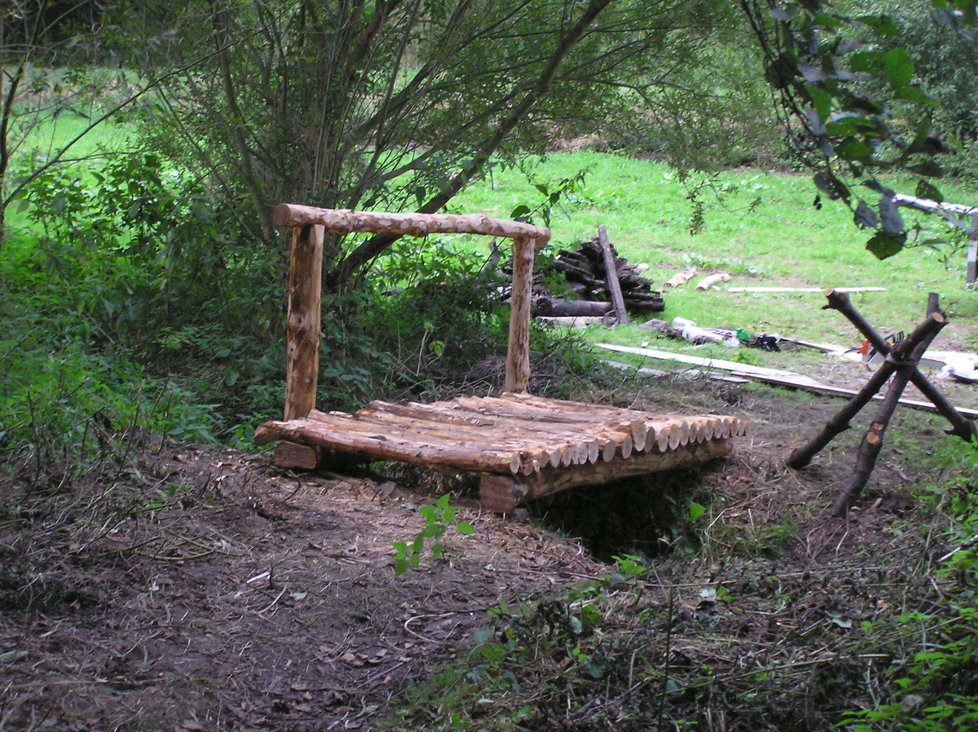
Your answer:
[728,286,886,293]
[284,224,324,420]
[597,226,628,325]
[505,235,535,393]
[602,347,978,420]
[479,438,733,512]
[596,342,823,384]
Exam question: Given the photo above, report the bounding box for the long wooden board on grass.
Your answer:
[596,343,978,420]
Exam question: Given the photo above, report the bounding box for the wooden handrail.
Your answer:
[273,204,550,242]
[277,205,551,420]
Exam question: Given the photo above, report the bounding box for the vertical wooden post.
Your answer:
[968,215,977,285]
[284,224,324,420]
[597,226,628,325]
[505,235,536,394]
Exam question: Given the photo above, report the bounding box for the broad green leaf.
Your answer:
[807,85,832,123]
[855,14,900,36]
[866,231,906,259]
[879,196,905,234]
[854,200,879,229]
[836,137,872,162]
[881,49,914,86]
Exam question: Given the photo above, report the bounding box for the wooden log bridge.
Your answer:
[260,205,748,512]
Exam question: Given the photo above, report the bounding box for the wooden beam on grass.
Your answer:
[727,286,886,293]
[596,344,978,420]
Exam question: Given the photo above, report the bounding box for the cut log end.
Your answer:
[274,442,320,470]
[480,474,526,514]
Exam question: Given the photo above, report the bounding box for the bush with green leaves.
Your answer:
[841,439,978,731]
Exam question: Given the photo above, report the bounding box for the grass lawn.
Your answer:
[456,151,978,406]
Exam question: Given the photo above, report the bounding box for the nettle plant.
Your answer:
[393,494,475,576]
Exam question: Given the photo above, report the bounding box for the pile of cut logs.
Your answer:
[533,227,664,322]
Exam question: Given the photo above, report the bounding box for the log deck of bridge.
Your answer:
[258,205,747,513]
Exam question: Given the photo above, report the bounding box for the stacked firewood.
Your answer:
[534,236,664,318]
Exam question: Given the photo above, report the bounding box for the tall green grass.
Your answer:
[456,151,978,361]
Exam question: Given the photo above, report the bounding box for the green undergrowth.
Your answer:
[379,431,978,731]
[840,439,978,732]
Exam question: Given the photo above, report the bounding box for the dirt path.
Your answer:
[1,368,972,730]
[0,445,608,731]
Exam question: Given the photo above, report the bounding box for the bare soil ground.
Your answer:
[1,362,974,730]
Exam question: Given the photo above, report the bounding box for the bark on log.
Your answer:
[274,442,320,470]
[284,224,324,420]
[549,239,663,315]
[536,298,614,317]
[479,438,733,512]
[505,235,534,393]
[273,204,550,243]
[256,416,528,474]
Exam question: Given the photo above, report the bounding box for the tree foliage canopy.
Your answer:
[118,0,742,288]
[741,0,978,258]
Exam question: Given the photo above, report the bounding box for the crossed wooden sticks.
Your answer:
[788,289,977,516]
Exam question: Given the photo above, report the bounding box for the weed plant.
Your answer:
[840,439,978,731]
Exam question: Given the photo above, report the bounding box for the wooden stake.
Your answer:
[787,312,946,470]
[831,329,940,516]
[284,224,324,420]
[824,289,977,442]
[968,217,978,285]
[597,226,628,325]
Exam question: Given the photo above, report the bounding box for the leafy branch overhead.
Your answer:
[741,0,978,258]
